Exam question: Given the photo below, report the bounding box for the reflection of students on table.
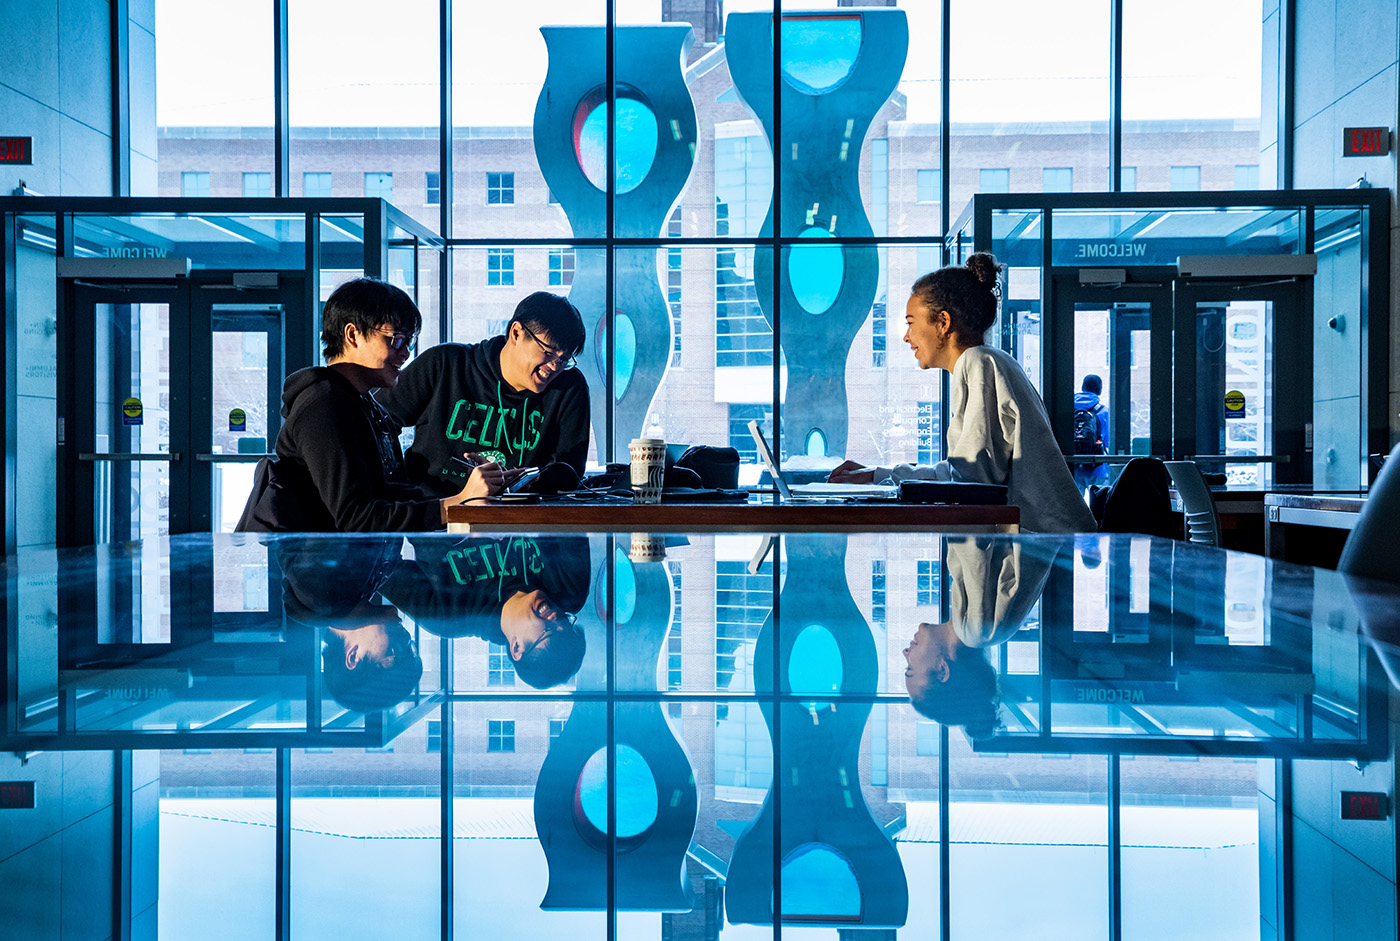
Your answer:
[277,536,424,713]
[904,537,1055,738]
[381,535,590,688]
[828,254,1095,533]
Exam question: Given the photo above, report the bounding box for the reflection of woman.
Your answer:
[382,536,590,688]
[904,538,1055,738]
[830,254,1095,533]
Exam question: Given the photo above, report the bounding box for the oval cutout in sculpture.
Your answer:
[788,624,844,694]
[578,744,659,839]
[573,91,659,195]
[806,428,827,459]
[788,228,844,314]
[614,313,636,400]
[612,547,637,624]
[778,15,862,94]
[773,843,861,919]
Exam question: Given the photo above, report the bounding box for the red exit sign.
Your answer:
[0,136,32,165]
[1343,127,1390,157]
[0,781,35,809]
[1340,791,1389,820]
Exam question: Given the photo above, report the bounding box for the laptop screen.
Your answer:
[747,420,791,500]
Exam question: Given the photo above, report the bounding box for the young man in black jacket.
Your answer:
[237,278,509,532]
[382,291,590,498]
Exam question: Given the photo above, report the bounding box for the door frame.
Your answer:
[1173,277,1312,485]
[1048,267,1176,464]
[58,271,310,546]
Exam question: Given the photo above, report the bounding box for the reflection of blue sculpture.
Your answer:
[533,542,697,911]
[727,535,909,928]
[727,11,908,458]
[534,26,698,457]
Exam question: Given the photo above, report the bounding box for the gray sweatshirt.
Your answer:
[875,345,1097,533]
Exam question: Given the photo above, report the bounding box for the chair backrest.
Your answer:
[1164,460,1221,547]
[1097,457,1175,537]
[1338,442,1400,584]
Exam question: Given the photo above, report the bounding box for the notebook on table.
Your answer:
[747,421,899,502]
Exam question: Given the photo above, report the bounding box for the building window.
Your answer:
[668,207,683,366]
[916,721,938,756]
[917,559,940,607]
[426,720,442,753]
[364,172,393,200]
[716,559,774,691]
[488,643,516,686]
[548,248,575,287]
[716,246,770,367]
[487,248,514,286]
[667,561,683,690]
[549,718,566,743]
[916,246,939,278]
[1170,166,1201,192]
[871,300,886,368]
[181,172,209,197]
[487,719,515,753]
[1119,166,1137,192]
[1235,164,1259,190]
[425,171,440,206]
[917,400,939,464]
[1042,167,1072,193]
[303,172,332,198]
[871,560,886,629]
[715,135,774,368]
[243,172,271,198]
[980,168,1010,194]
[916,168,941,203]
[487,172,514,205]
[728,404,773,464]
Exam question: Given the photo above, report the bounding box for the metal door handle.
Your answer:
[79,452,180,462]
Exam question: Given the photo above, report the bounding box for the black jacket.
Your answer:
[382,337,590,498]
[381,535,592,641]
[236,367,443,532]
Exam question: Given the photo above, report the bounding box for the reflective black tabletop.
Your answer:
[4,531,1398,939]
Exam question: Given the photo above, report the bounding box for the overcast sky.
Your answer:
[154,0,1262,128]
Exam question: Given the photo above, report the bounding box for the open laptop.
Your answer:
[747,420,899,502]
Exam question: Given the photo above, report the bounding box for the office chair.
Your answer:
[1338,441,1400,584]
[1164,460,1221,547]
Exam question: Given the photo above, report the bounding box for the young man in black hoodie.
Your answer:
[382,291,590,498]
[237,278,509,532]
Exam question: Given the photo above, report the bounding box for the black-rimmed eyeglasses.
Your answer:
[376,329,414,352]
[521,323,577,370]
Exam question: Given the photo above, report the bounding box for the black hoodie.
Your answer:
[239,367,443,532]
[382,337,590,497]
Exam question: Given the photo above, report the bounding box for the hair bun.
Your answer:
[964,252,1003,289]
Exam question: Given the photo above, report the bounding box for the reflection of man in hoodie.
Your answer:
[904,537,1056,739]
[382,535,591,688]
[277,535,424,714]
[1073,374,1111,491]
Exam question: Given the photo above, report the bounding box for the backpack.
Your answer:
[1072,404,1104,455]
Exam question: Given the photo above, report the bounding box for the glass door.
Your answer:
[60,274,310,546]
[63,282,191,545]
[1173,279,1311,488]
[1051,273,1174,490]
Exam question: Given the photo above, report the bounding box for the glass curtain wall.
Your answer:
[150,0,1273,469]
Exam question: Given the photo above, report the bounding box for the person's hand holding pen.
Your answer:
[439,452,507,523]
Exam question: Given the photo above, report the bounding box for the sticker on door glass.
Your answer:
[229,408,246,432]
[1224,389,1245,420]
[122,397,143,426]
